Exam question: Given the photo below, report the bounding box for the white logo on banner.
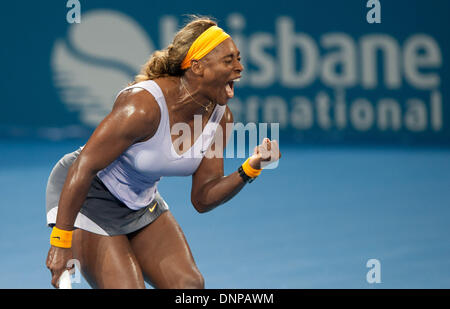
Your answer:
[51,10,154,126]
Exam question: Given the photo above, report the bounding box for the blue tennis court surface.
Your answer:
[1,141,449,288]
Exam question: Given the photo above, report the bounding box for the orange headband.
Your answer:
[181,26,230,70]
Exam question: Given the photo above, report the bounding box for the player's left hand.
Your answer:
[248,138,281,169]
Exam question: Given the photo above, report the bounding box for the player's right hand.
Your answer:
[46,246,73,288]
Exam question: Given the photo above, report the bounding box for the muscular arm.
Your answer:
[190,107,246,213]
[191,106,281,213]
[55,89,161,230]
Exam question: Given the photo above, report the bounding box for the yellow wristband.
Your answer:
[242,157,262,178]
[50,227,73,248]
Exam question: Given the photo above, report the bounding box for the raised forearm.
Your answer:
[192,138,281,213]
[192,171,247,213]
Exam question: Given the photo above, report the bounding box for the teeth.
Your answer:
[234,78,240,82]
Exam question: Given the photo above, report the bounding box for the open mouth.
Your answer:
[225,77,240,99]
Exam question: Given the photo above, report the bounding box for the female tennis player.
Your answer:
[45,16,281,289]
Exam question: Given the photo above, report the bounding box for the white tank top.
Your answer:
[97,80,226,210]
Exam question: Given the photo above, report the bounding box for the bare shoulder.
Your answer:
[218,105,234,147]
[221,105,234,126]
[108,87,162,141]
[113,87,161,122]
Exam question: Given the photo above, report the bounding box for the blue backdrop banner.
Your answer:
[1,0,449,146]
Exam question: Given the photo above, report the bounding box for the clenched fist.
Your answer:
[248,138,281,169]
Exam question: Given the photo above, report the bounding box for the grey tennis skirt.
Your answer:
[45,147,169,236]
